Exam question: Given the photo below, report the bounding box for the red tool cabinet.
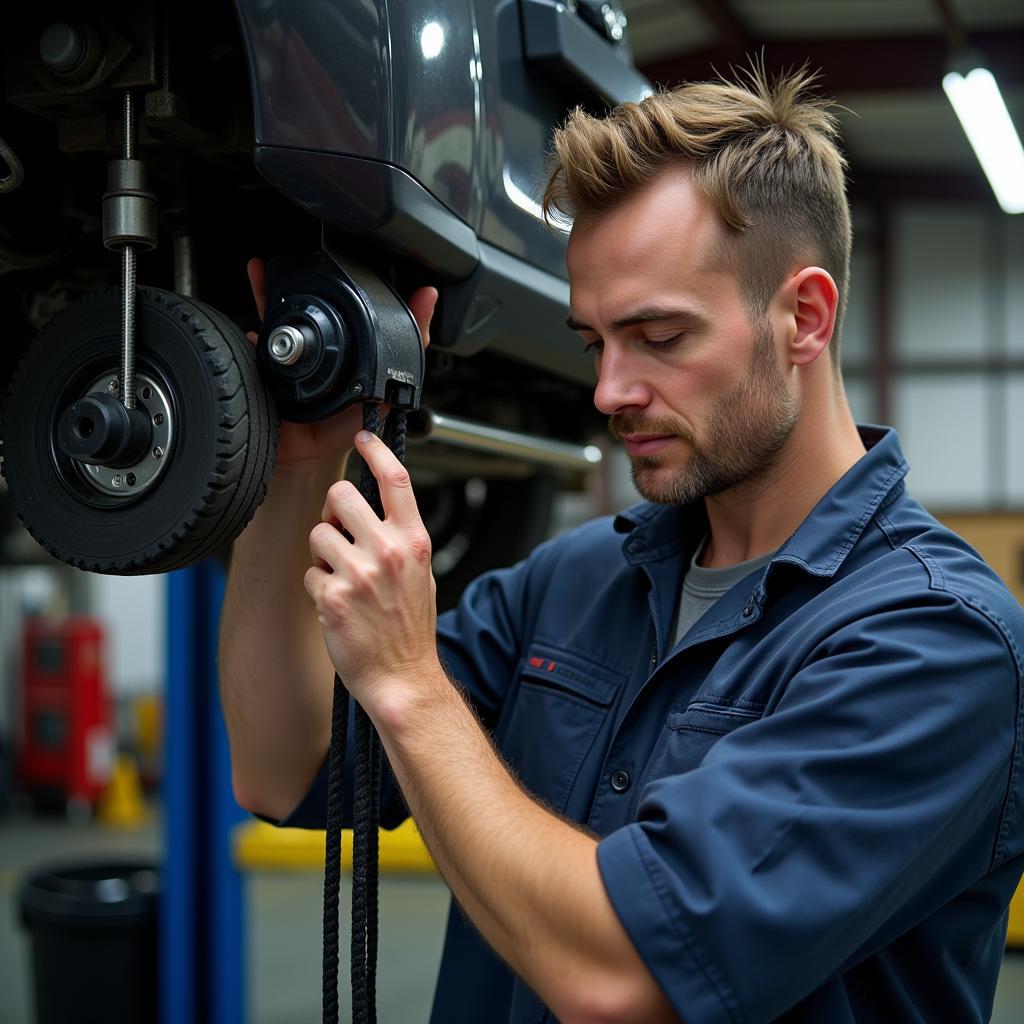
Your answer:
[19,616,113,810]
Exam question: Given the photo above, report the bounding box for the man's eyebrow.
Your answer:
[565,306,707,333]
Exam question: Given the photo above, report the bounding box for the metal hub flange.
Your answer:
[76,370,174,498]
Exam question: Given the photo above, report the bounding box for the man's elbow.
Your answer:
[230,772,269,819]
[556,969,681,1024]
[229,768,295,823]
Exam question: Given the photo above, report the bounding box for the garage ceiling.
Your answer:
[620,0,1024,203]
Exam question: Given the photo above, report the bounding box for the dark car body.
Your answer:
[0,0,649,591]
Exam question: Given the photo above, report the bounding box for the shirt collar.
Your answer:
[613,425,908,577]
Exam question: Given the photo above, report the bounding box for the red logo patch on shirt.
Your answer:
[528,656,558,672]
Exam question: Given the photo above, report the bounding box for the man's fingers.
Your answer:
[308,521,351,571]
[407,286,438,349]
[320,481,383,544]
[354,430,421,526]
[247,257,267,320]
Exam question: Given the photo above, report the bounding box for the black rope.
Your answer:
[351,703,374,1022]
[321,673,349,1024]
[322,403,406,1024]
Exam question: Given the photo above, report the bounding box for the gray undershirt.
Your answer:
[672,540,776,649]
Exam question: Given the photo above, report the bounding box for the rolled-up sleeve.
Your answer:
[597,593,1020,1023]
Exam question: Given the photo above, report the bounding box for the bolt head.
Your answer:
[111,475,123,487]
[152,447,164,459]
[107,378,118,392]
[268,325,306,366]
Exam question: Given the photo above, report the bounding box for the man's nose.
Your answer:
[593,347,651,415]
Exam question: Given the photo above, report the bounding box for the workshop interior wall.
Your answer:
[889,205,1021,510]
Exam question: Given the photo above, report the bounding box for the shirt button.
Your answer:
[610,769,631,793]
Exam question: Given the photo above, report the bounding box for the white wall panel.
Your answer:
[843,376,878,426]
[608,444,641,507]
[892,206,987,360]
[1007,215,1024,357]
[894,374,989,509]
[841,243,875,369]
[1007,375,1024,505]
[89,574,165,697]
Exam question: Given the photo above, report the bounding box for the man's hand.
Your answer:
[246,257,438,471]
[303,430,441,705]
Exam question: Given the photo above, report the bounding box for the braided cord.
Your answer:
[321,673,349,1024]
[351,703,375,1022]
[322,403,406,1024]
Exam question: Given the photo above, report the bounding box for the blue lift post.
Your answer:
[162,560,247,1024]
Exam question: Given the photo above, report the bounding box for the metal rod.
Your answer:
[123,91,135,160]
[121,246,137,408]
[121,92,137,409]
[407,408,603,472]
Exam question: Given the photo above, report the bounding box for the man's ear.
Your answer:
[779,267,839,368]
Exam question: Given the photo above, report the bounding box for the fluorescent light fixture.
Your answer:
[942,66,1024,214]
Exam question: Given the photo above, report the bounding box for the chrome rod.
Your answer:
[120,92,137,409]
[407,409,602,472]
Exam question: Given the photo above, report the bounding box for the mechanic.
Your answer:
[219,65,1024,1024]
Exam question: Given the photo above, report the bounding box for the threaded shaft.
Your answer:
[119,91,137,409]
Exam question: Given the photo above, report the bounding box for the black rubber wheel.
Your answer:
[420,473,558,611]
[0,287,278,574]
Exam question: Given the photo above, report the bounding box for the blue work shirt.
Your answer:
[283,426,1024,1023]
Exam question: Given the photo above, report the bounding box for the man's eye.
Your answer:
[645,334,684,350]
[581,338,604,356]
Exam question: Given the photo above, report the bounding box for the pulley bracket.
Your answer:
[257,248,425,423]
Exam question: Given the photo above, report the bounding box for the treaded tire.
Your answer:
[0,287,278,574]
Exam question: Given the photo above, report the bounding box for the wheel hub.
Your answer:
[72,370,174,498]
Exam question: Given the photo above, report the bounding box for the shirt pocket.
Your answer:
[645,700,765,784]
[498,642,624,814]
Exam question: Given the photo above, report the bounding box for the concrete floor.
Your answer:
[1,806,1023,1023]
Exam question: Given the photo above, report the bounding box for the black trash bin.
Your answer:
[18,860,160,1024]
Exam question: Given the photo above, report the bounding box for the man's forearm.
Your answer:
[371,669,679,1024]
[219,458,345,819]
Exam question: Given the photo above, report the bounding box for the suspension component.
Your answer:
[258,246,425,423]
[102,92,157,410]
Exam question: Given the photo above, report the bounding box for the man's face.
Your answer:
[566,167,799,505]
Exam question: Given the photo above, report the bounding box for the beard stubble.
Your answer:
[608,319,799,505]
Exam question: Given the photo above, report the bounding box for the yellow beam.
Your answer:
[233,818,436,874]
[1008,878,1024,948]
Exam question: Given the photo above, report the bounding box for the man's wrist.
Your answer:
[369,662,465,748]
[273,452,350,487]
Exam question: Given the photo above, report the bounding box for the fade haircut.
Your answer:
[543,62,852,368]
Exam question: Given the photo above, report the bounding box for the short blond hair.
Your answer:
[543,63,852,366]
